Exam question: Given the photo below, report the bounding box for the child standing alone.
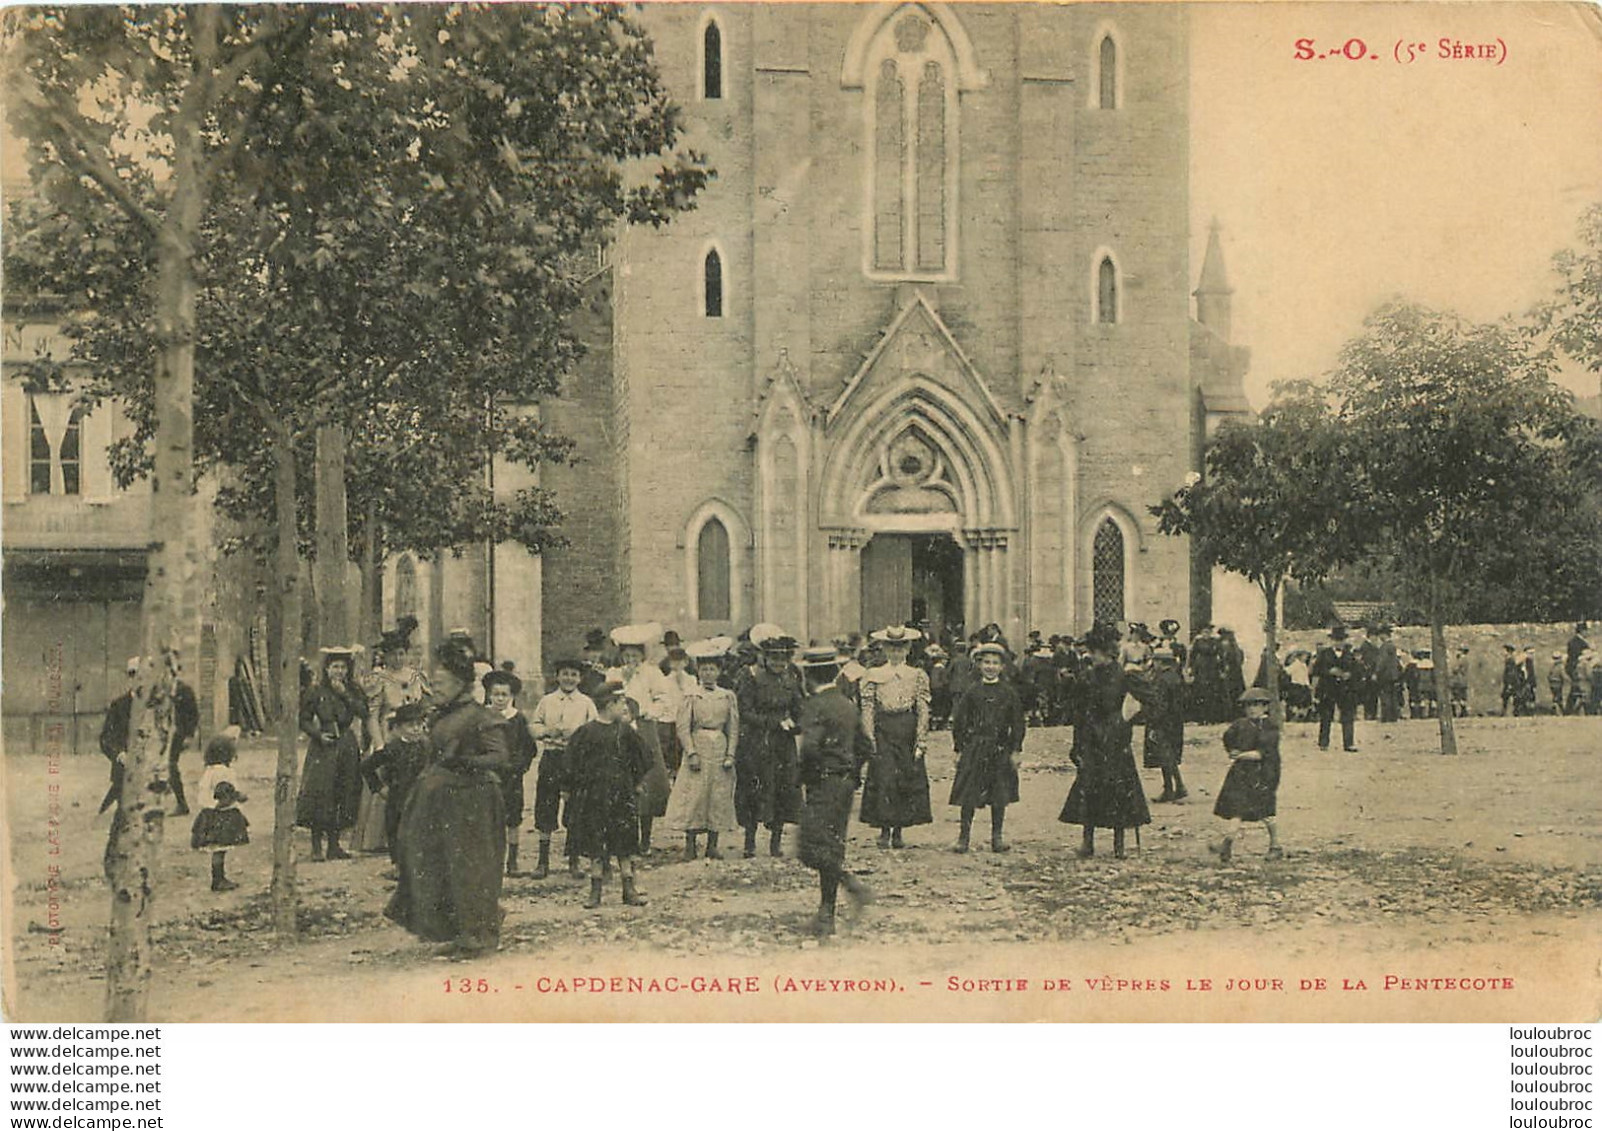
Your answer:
[1210,688,1282,864]
[191,727,249,891]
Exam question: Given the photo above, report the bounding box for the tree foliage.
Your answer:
[1534,199,1602,387]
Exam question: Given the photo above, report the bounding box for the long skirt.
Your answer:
[385,766,505,951]
[664,728,737,833]
[500,767,528,830]
[295,733,363,832]
[191,806,249,850]
[859,710,933,829]
[948,740,1019,810]
[565,782,642,861]
[352,784,388,852]
[735,729,802,829]
[798,776,855,874]
[635,723,672,819]
[1060,734,1151,831]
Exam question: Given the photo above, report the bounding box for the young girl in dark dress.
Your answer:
[1059,622,1151,859]
[296,647,373,861]
[948,643,1025,853]
[1211,687,1283,863]
[191,728,249,892]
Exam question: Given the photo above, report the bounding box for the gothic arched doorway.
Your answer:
[860,532,964,639]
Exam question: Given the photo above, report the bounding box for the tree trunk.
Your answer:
[357,497,381,657]
[270,422,303,938]
[1262,579,1282,725]
[1429,574,1458,755]
[315,423,351,647]
[105,83,207,1025]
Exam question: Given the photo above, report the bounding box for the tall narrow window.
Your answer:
[1098,35,1118,109]
[58,408,82,496]
[1092,518,1125,627]
[1097,256,1118,324]
[27,396,51,495]
[864,9,958,279]
[915,61,946,271]
[697,518,731,620]
[873,59,904,271]
[702,20,722,100]
[394,557,418,625]
[703,249,723,318]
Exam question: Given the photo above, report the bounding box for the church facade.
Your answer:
[397,2,1255,672]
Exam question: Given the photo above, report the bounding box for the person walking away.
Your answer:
[1059,622,1151,859]
[484,668,538,876]
[526,658,598,879]
[1309,625,1360,752]
[795,647,875,938]
[1566,622,1591,716]
[1210,688,1283,863]
[607,624,674,854]
[359,701,430,868]
[666,642,740,861]
[296,646,374,860]
[949,642,1025,853]
[734,632,804,858]
[385,634,512,957]
[1374,627,1404,724]
[190,727,250,891]
[1448,646,1471,718]
[1501,644,1523,716]
[859,625,934,850]
[1135,644,1188,803]
[565,685,654,908]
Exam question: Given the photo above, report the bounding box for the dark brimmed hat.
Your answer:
[1239,687,1274,704]
[552,657,586,675]
[759,634,799,654]
[482,669,522,697]
[1159,619,1181,637]
[391,701,429,726]
[1083,623,1121,655]
[583,629,608,651]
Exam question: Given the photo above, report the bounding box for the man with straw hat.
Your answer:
[795,646,875,937]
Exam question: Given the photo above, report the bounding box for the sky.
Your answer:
[1188,1,1602,406]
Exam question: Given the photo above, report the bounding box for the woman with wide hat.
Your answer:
[859,625,934,849]
[1058,622,1151,859]
[665,638,741,861]
[296,645,374,861]
[734,627,804,858]
[385,634,512,956]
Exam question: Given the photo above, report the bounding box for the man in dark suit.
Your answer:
[1566,622,1591,716]
[1309,624,1360,752]
[1355,625,1381,721]
[97,659,140,814]
[1373,626,1404,723]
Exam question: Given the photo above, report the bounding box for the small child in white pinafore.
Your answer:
[190,727,250,891]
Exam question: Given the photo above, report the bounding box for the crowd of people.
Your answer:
[91,613,1594,954]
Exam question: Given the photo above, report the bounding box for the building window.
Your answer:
[1092,517,1125,627]
[703,248,723,318]
[1098,34,1118,109]
[702,19,723,100]
[696,518,731,620]
[26,394,81,496]
[865,9,957,279]
[1097,255,1119,324]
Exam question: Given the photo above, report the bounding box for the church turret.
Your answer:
[1194,219,1233,342]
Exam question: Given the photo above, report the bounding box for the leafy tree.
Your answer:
[5,4,708,1010]
[1152,382,1371,716]
[1330,301,1599,754]
[1534,200,1602,395]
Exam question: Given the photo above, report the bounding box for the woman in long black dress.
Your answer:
[1059,623,1151,859]
[734,634,804,859]
[858,625,933,849]
[385,636,511,957]
[296,647,373,861]
[1211,687,1283,863]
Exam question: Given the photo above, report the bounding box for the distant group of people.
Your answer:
[1506,623,1598,717]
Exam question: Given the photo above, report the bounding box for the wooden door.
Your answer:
[859,535,912,633]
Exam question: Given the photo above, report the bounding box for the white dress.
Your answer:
[664,685,740,833]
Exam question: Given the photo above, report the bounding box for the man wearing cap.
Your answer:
[527,659,600,878]
[860,626,934,849]
[1309,625,1360,752]
[949,642,1025,853]
[795,646,875,937]
[565,682,655,908]
[1373,626,1404,724]
[734,630,805,858]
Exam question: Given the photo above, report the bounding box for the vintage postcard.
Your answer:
[3,1,1599,1023]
